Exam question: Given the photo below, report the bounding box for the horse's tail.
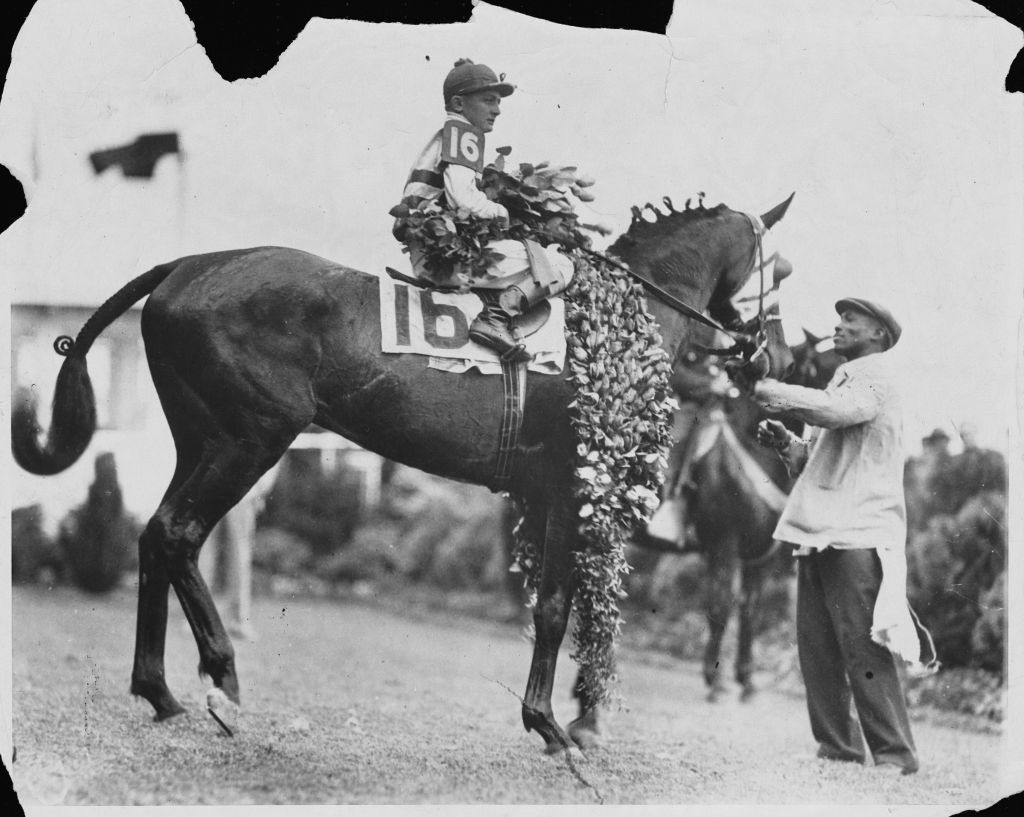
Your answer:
[12,261,179,475]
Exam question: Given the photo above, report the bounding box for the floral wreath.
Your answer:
[388,148,604,285]
[391,152,674,707]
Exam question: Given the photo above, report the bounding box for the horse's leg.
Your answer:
[568,667,602,750]
[521,492,577,754]
[737,559,768,701]
[130,455,194,720]
[502,496,531,621]
[158,436,289,705]
[703,545,740,703]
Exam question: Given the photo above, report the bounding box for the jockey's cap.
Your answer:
[835,297,902,348]
[443,58,515,103]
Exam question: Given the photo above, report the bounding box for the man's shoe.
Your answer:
[469,306,531,362]
[875,761,919,776]
[816,747,865,764]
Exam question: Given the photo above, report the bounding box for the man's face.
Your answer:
[452,90,502,132]
[832,309,887,359]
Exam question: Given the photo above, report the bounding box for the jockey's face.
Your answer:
[452,90,502,132]
[833,309,887,360]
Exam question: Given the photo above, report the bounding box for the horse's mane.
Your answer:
[607,198,732,257]
[607,197,744,318]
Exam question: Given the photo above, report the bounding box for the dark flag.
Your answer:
[88,132,180,178]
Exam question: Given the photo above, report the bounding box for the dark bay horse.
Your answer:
[679,329,839,701]
[12,195,796,754]
[661,330,841,703]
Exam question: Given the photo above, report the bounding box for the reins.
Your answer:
[556,213,772,362]
[571,243,742,339]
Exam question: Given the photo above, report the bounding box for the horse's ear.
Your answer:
[802,327,823,346]
[761,192,795,230]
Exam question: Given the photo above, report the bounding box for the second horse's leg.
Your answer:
[568,668,602,750]
[703,552,739,703]
[736,560,768,701]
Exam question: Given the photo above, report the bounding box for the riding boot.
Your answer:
[469,304,532,362]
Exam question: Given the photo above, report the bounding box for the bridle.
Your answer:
[570,213,774,366]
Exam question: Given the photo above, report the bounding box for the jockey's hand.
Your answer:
[757,419,791,452]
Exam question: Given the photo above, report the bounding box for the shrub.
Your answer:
[340,466,509,590]
[252,526,315,578]
[57,452,141,593]
[907,491,1005,671]
[971,572,1004,674]
[259,449,365,556]
[12,505,65,585]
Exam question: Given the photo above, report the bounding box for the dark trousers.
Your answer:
[796,547,918,770]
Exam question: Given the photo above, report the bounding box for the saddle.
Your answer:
[384,266,553,339]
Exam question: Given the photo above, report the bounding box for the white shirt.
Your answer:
[756,351,906,550]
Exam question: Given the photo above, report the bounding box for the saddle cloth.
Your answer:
[378,274,567,375]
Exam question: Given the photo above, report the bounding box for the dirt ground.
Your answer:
[7,584,1014,807]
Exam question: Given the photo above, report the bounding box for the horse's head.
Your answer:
[608,193,797,380]
[789,328,843,389]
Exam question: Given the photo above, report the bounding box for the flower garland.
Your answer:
[389,147,601,285]
[562,255,676,706]
[390,150,675,706]
[510,254,676,708]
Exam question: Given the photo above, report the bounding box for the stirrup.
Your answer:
[499,344,532,363]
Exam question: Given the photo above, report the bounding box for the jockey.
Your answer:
[393,58,575,361]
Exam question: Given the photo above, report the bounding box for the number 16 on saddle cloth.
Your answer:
[377,274,569,374]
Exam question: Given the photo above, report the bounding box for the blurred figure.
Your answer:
[199,467,278,641]
[903,427,952,532]
[950,421,1006,501]
[645,334,734,548]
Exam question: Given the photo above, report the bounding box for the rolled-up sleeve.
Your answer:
[444,164,509,220]
[755,370,885,429]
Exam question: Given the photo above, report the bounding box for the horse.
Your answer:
[12,194,797,755]
[687,330,840,702]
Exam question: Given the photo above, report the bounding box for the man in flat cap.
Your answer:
[393,58,574,360]
[753,297,936,776]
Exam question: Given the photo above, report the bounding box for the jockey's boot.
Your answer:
[469,304,532,362]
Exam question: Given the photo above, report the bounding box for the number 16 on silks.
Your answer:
[441,120,484,172]
[392,284,472,351]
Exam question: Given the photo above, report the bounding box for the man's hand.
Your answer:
[724,352,770,393]
[757,419,792,452]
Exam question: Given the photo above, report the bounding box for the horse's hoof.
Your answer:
[740,686,757,702]
[568,713,603,752]
[706,687,725,704]
[132,678,186,721]
[206,688,239,737]
[151,704,187,723]
[569,726,602,752]
[546,743,586,763]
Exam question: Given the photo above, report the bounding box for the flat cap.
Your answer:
[835,297,902,348]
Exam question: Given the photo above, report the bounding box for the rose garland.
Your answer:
[562,256,676,706]
[390,152,675,706]
[510,253,676,708]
